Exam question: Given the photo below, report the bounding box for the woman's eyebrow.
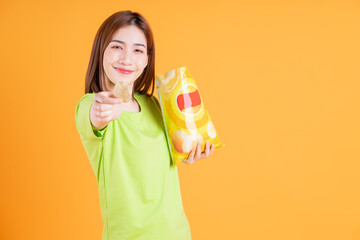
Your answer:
[110,40,146,48]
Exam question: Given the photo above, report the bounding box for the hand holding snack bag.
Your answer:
[156,66,225,166]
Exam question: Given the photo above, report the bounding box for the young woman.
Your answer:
[75,10,214,239]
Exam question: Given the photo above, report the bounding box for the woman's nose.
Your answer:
[119,49,131,65]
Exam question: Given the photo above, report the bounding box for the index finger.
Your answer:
[95,92,122,104]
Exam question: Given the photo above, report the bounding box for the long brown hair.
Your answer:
[85,10,155,97]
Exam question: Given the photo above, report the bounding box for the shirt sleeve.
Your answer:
[75,93,108,180]
[75,93,107,141]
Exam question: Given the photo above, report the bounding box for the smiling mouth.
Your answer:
[114,67,134,75]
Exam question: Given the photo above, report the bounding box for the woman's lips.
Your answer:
[115,67,134,75]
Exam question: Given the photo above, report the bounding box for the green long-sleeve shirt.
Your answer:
[75,92,191,240]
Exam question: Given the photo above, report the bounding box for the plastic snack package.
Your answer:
[156,66,225,166]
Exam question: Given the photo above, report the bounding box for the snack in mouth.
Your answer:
[114,81,131,103]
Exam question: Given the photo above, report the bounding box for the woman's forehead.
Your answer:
[111,25,147,46]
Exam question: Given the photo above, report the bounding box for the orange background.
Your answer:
[1,0,360,239]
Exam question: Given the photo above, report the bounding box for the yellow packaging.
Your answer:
[156,66,225,166]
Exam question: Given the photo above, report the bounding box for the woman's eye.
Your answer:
[112,46,122,50]
[135,49,144,53]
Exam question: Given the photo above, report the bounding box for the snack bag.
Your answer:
[156,66,225,166]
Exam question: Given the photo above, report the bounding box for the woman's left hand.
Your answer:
[183,141,215,165]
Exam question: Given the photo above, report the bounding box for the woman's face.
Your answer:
[103,25,148,90]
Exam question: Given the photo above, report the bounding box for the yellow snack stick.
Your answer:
[114,81,131,103]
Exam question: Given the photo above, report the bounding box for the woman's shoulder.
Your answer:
[77,93,96,104]
[135,92,161,110]
[75,93,95,114]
